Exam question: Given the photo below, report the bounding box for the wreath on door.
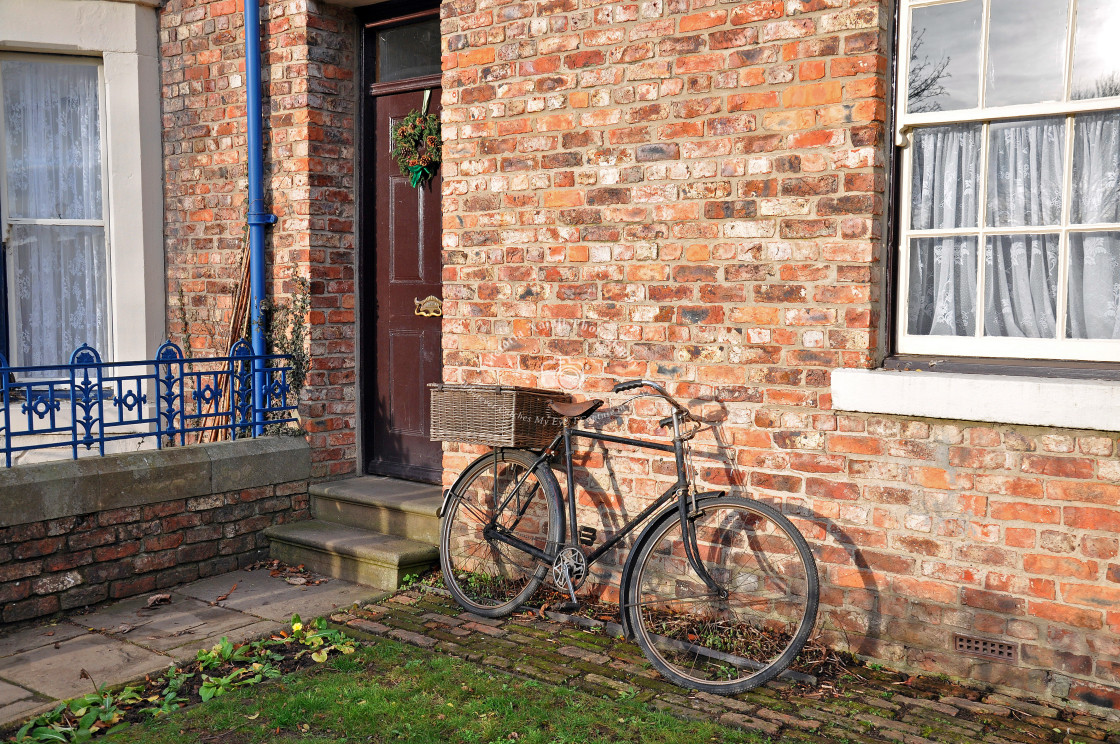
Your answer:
[392,94,441,189]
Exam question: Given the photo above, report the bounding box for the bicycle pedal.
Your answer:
[577,526,597,546]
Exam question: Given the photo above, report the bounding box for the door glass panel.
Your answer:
[1067,232,1120,339]
[9,224,108,370]
[987,117,1065,227]
[377,18,441,83]
[907,236,978,336]
[984,234,1059,338]
[986,0,1069,107]
[908,0,982,113]
[2,60,102,220]
[1072,0,1120,100]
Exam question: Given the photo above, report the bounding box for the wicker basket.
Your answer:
[429,384,571,448]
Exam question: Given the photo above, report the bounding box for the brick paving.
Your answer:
[332,588,1120,744]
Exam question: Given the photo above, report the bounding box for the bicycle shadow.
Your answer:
[564,396,886,656]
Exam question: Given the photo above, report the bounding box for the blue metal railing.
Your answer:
[0,339,298,467]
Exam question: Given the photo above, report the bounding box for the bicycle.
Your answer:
[437,380,819,694]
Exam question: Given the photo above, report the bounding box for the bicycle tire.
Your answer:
[625,495,819,694]
[440,448,563,618]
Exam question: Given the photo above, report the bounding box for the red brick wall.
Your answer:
[437,0,1120,711]
[0,484,309,624]
[160,0,358,478]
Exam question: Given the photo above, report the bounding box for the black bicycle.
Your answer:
[437,380,819,694]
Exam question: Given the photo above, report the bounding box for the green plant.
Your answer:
[139,666,195,718]
[198,670,243,703]
[261,275,311,420]
[287,614,357,663]
[195,637,252,671]
[14,686,143,743]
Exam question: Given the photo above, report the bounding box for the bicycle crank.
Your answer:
[551,546,588,604]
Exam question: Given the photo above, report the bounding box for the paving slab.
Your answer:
[173,570,379,623]
[169,620,281,664]
[0,633,169,700]
[0,680,50,728]
[77,594,261,653]
[0,623,85,660]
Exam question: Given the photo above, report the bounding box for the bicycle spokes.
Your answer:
[440,452,561,616]
[629,498,818,691]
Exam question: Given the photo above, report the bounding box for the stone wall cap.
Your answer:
[0,436,311,529]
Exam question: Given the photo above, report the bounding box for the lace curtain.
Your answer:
[2,59,108,369]
[908,124,981,335]
[908,112,1120,341]
[1068,113,1120,339]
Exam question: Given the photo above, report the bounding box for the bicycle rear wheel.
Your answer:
[625,495,818,694]
[440,449,562,618]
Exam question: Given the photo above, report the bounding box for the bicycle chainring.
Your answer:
[551,547,588,591]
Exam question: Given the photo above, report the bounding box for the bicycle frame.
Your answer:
[474,409,726,597]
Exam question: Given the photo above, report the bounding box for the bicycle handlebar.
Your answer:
[612,379,689,415]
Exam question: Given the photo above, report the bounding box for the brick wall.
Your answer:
[0,438,311,625]
[160,0,359,478]
[437,0,1120,712]
[0,482,309,624]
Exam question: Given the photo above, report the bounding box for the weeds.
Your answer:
[14,686,144,743]
[8,615,357,743]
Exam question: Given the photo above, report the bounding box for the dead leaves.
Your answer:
[245,558,329,586]
[147,593,172,609]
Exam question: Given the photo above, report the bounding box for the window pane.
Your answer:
[1068,232,1120,339]
[9,224,109,370]
[1,60,102,220]
[908,1,982,113]
[377,19,441,83]
[987,118,1065,228]
[1072,0,1120,100]
[908,236,978,336]
[1072,111,1120,224]
[986,0,1069,107]
[984,234,1059,338]
[911,124,981,230]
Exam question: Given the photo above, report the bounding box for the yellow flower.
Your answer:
[292,622,303,632]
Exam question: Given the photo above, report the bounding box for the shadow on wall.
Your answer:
[558,396,885,659]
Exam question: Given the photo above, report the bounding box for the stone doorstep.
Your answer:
[264,519,439,591]
[310,476,442,545]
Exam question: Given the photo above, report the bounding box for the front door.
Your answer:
[361,10,443,483]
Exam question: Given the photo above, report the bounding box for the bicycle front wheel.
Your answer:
[440,449,562,618]
[625,495,818,694]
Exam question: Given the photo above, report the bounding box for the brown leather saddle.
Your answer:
[549,398,604,420]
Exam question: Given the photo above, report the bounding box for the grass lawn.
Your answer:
[112,636,776,744]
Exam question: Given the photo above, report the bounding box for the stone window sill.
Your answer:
[831,368,1120,433]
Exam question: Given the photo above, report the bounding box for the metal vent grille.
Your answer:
[954,633,1017,661]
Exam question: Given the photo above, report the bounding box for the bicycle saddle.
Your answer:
[549,399,604,420]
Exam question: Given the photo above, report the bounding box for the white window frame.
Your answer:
[0,52,114,370]
[0,0,166,375]
[895,0,1120,362]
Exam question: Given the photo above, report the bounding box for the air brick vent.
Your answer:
[954,633,1018,662]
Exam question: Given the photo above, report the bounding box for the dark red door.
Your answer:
[365,85,443,482]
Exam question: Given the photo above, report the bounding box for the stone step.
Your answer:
[264,520,439,591]
[310,476,443,545]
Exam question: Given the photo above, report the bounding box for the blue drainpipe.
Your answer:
[244,0,276,435]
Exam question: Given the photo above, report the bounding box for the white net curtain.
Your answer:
[1,58,109,370]
[907,112,1120,340]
